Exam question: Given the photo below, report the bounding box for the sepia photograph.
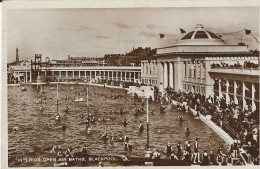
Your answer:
[2,0,260,168]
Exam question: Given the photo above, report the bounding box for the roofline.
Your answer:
[157,44,249,50]
[154,51,254,56]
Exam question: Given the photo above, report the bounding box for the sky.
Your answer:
[7,7,259,63]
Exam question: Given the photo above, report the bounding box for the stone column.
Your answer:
[108,71,110,80]
[125,71,127,81]
[195,61,199,79]
[116,71,118,80]
[234,80,238,104]
[156,62,163,93]
[163,62,168,89]
[85,71,87,79]
[94,71,97,80]
[252,83,256,111]
[190,62,194,79]
[226,80,230,104]
[219,78,222,98]
[72,71,75,79]
[138,72,141,83]
[186,61,189,78]
[79,71,81,78]
[200,61,203,82]
[134,72,136,83]
[66,71,68,78]
[174,59,183,91]
[242,82,246,110]
[25,71,28,83]
[30,71,32,82]
[144,62,147,75]
[205,60,214,97]
[17,72,20,82]
[129,72,132,82]
[59,71,61,78]
[169,62,174,88]
[112,71,114,80]
[182,61,185,80]
[121,72,123,81]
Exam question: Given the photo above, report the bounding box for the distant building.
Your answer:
[141,24,259,111]
[16,47,19,63]
[104,47,157,66]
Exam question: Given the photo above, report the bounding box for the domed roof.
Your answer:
[177,24,226,45]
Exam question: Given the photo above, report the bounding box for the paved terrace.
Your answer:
[209,67,260,83]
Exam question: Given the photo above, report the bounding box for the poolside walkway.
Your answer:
[171,100,234,145]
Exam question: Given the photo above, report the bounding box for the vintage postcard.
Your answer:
[1,0,260,168]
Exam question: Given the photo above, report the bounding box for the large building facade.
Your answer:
[141,24,259,110]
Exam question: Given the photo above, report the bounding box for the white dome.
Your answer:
[177,24,226,45]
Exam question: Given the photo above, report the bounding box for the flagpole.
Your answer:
[87,87,89,120]
[146,97,149,149]
[40,85,42,106]
[57,83,59,114]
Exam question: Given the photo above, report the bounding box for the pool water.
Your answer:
[8,84,228,167]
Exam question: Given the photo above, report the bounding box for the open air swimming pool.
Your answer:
[8,84,228,166]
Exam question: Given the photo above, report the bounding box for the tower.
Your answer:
[16,47,19,63]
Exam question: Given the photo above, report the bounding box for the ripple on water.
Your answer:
[8,84,228,167]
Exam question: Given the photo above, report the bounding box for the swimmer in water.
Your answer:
[57,151,63,158]
[62,124,67,131]
[123,118,127,126]
[91,116,95,123]
[124,135,129,142]
[120,108,124,115]
[185,127,191,136]
[81,144,88,154]
[109,133,115,143]
[80,114,84,119]
[86,117,90,124]
[13,126,19,133]
[55,113,60,121]
[139,121,144,131]
[48,121,52,127]
[151,110,155,115]
[29,148,35,154]
[52,145,58,153]
[87,126,92,133]
[101,131,107,139]
[39,106,43,111]
[128,142,133,151]
[178,114,183,122]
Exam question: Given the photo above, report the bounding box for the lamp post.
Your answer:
[144,94,152,158]
[146,97,149,149]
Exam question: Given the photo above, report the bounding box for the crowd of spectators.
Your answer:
[7,74,17,84]
[211,61,259,69]
[164,87,259,165]
[53,77,142,89]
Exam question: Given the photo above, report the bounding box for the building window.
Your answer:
[153,65,156,75]
[194,31,208,39]
[201,87,205,94]
[197,64,201,78]
[207,31,221,39]
[181,31,195,40]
